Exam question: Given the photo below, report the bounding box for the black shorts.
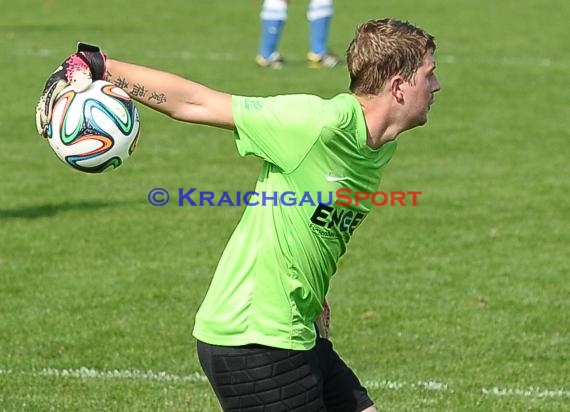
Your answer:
[197,338,374,412]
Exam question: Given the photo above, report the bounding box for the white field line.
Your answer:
[1,367,569,399]
[481,387,570,398]
[13,48,570,68]
[38,367,208,383]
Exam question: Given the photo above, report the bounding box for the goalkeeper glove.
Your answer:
[316,298,331,339]
[35,43,107,138]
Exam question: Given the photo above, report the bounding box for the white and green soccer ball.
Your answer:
[47,80,140,173]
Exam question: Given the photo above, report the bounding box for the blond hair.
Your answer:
[346,18,436,95]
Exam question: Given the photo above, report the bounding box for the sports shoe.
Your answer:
[256,52,285,69]
[307,51,342,68]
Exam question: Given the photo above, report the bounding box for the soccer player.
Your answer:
[36,18,440,412]
[257,0,341,68]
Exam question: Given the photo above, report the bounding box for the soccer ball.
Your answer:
[47,80,140,173]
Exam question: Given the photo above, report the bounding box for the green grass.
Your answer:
[1,0,569,410]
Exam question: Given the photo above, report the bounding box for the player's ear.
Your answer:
[389,75,405,103]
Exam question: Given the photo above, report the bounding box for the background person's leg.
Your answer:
[306,0,341,67]
[257,0,288,68]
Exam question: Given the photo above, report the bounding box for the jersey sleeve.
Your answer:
[232,94,325,173]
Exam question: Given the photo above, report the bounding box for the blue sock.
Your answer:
[309,16,330,55]
[259,19,284,59]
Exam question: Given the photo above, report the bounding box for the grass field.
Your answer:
[1,0,569,411]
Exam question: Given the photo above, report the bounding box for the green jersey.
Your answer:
[193,93,397,350]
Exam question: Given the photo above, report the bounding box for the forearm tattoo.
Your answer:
[105,71,167,105]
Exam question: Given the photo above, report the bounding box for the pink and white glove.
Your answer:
[316,298,331,339]
[35,43,107,138]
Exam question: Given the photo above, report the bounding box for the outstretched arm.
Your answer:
[35,44,235,138]
[106,59,234,130]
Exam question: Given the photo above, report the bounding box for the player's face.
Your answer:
[402,50,440,128]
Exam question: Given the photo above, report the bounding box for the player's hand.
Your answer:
[316,298,331,339]
[35,43,107,138]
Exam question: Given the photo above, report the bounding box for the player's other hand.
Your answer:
[35,43,107,138]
